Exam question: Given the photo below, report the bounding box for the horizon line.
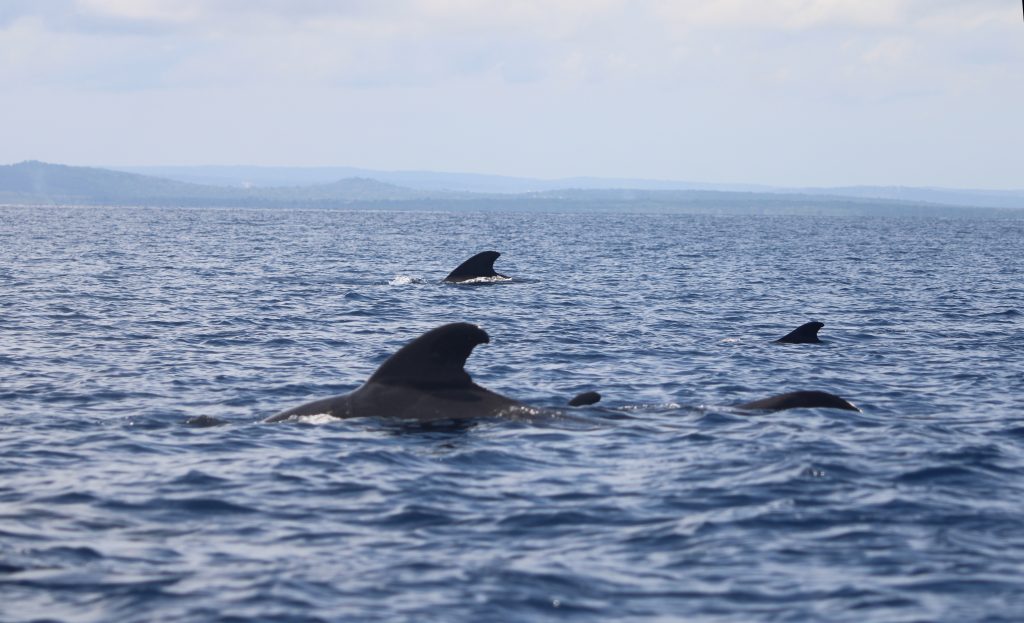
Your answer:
[6,160,1024,194]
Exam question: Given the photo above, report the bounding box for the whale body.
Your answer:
[443,251,509,283]
[775,321,825,344]
[265,322,859,424]
[266,323,526,423]
[736,390,858,413]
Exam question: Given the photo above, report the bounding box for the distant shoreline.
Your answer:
[4,201,1023,219]
[2,160,1022,217]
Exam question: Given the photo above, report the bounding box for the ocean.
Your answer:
[1,205,1023,622]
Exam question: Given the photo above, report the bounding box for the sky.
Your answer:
[1,0,1021,188]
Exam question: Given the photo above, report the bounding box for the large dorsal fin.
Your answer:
[775,321,824,343]
[368,323,490,388]
[443,251,504,282]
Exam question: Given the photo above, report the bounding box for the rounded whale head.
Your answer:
[568,391,602,407]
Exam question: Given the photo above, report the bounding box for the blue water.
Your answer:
[2,206,1023,622]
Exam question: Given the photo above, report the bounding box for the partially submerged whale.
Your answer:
[267,323,526,423]
[443,251,509,283]
[775,321,825,344]
[736,390,858,413]
[265,323,858,424]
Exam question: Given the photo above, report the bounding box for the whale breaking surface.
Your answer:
[266,323,526,423]
[267,322,858,423]
[443,251,511,283]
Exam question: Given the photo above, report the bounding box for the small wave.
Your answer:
[21,545,106,564]
[36,492,98,505]
[170,470,230,486]
[377,505,454,528]
[164,497,256,514]
[262,337,298,346]
[980,308,1020,318]
[498,509,606,530]
[1001,426,1024,439]
[896,465,978,484]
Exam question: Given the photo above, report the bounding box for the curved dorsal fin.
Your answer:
[444,251,504,282]
[775,321,824,344]
[368,323,490,388]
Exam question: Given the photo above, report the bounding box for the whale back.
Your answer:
[737,390,858,412]
[367,322,490,389]
[775,321,824,344]
[444,251,504,282]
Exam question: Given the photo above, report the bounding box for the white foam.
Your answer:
[388,275,421,286]
[455,276,513,285]
[289,413,338,425]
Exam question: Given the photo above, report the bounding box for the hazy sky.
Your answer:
[1,0,1021,187]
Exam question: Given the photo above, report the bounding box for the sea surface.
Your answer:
[1,205,1023,622]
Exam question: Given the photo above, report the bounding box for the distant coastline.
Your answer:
[2,160,1022,217]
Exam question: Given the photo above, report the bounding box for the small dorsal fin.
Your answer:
[444,251,504,282]
[737,390,858,412]
[368,323,490,388]
[775,321,824,344]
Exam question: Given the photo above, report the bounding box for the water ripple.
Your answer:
[2,207,1024,621]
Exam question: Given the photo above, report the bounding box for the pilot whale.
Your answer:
[736,390,858,413]
[265,323,859,424]
[443,251,509,283]
[775,321,825,344]
[266,323,527,423]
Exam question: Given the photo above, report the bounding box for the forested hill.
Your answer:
[0,161,438,206]
[2,161,1021,217]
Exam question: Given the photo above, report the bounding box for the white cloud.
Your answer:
[0,0,1021,185]
[653,0,904,30]
[3,1,1018,92]
[75,0,203,22]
